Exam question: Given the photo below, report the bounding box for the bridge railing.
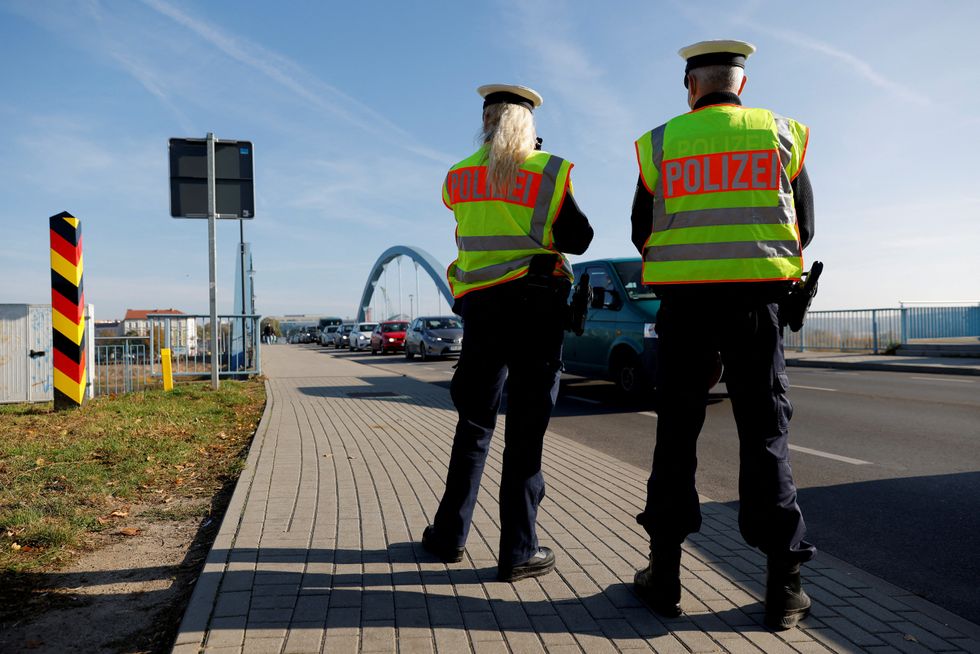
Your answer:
[784,303,980,352]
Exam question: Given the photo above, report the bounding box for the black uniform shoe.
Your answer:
[764,561,811,630]
[421,525,464,563]
[497,547,556,582]
[633,545,682,617]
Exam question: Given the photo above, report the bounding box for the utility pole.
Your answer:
[414,260,420,319]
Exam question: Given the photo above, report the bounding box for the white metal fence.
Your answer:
[785,303,980,352]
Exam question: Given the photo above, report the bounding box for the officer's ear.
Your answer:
[737,74,748,96]
[686,74,697,108]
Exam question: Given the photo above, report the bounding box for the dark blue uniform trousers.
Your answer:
[637,297,816,563]
[432,280,567,567]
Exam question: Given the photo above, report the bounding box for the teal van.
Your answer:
[563,257,723,395]
[562,258,660,395]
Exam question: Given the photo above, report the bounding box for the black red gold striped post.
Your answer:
[50,211,86,409]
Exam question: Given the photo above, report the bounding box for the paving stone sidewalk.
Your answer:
[173,345,980,654]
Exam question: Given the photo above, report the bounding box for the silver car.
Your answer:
[405,316,463,360]
[320,325,339,346]
[348,322,378,351]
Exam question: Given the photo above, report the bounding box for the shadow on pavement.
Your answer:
[764,470,980,625]
[296,377,453,411]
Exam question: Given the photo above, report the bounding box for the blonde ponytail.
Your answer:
[481,103,537,194]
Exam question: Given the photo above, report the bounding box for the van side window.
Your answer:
[587,268,619,310]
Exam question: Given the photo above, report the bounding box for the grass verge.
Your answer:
[0,379,265,575]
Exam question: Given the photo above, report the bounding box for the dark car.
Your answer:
[405,316,463,360]
[332,323,356,349]
[371,320,409,355]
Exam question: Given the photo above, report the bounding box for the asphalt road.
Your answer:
[311,344,980,625]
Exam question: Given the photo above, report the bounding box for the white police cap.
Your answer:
[678,40,756,72]
[477,84,543,112]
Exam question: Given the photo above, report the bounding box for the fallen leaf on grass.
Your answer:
[110,510,129,518]
[118,528,141,537]
[10,542,22,550]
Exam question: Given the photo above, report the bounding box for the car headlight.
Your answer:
[388,337,395,342]
[644,322,657,338]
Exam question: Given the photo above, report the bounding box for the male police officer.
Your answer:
[422,84,593,582]
[630,41,816,629]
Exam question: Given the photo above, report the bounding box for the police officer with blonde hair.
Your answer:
[630,42,816,628]
[422,84,593,581]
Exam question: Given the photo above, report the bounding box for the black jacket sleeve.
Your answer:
[792,165,814,249]
[630,166,815,253]
[630,175,652,255]
[551,190,594,255]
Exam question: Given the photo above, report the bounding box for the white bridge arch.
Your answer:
[356,245,455,322]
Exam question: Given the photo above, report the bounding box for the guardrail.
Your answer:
[785,303,980,353]
[148,313,262,378]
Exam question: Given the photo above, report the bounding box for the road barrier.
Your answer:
[785,303,980,352]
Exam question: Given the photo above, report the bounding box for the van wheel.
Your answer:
[614,352,648,397]
[420,344,428,361]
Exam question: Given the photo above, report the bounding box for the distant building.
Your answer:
[94,319,123,337]
[123,309,198,355]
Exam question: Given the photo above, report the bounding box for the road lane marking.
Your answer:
[791,384,837,392]
[565,395,602,405]
[910,376,976,384]
[639,411,659,418]
[789,444,871,466]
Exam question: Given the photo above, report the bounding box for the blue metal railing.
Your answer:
[784,303,980,353]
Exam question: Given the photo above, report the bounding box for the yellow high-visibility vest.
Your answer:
[443,145,574,298]
[635,105,809,284]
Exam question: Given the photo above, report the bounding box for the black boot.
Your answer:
[421,525,464,563]
[764,560,811,630]
[633,544,682,617]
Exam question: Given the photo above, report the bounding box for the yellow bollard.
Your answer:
[161,348,174,391]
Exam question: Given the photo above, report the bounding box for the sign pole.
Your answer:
[206,132,219,390]
[240,220,247,369]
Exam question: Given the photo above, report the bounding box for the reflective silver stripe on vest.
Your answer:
[454,255,536,283]
[649,125,666,172]
[648,124,668,235]
[653,205,794,232]
[456,235,542,251]
[644,239,801,262]
[527,155,566,243]
[773,114,795,195]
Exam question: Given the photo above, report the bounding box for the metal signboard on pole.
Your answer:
[169,135,256,389]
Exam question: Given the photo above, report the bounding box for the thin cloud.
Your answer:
[504,1,638,159]
[735,22,931,107]
[102,47,196,133]
[139,0,452,162]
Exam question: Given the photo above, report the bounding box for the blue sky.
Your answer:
[1,0,978,320]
